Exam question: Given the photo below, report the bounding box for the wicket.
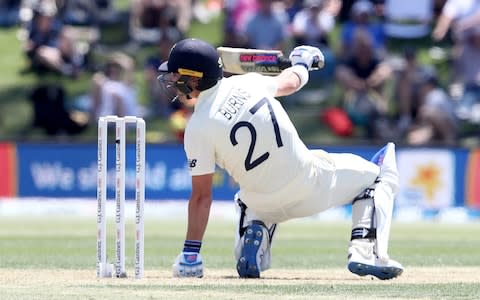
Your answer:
[97,115,145,279]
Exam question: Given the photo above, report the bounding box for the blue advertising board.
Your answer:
[16,143,239,200]
[14,143,472,209]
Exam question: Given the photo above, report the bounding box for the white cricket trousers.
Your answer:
[239,149,380,223]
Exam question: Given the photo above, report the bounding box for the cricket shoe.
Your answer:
[237,220,268,278]
[347,240,403,280]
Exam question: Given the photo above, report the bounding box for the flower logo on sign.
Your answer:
[410,162,442,201]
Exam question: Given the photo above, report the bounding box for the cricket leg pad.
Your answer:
[373,142,399,260]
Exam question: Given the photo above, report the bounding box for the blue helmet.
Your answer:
[159,38,223,92]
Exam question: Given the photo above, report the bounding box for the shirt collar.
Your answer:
[195,80,221,109]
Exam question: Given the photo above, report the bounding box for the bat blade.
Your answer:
[217,47,290,75]
[217,47,324,75]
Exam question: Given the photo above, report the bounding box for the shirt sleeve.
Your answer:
[441,0,460,19]
[184,122,216,176]
[242,73,278,97]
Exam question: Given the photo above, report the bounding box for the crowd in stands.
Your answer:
[2,0,480,146]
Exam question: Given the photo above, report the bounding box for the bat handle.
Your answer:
[279,56,324,71]
[312,56,325,69]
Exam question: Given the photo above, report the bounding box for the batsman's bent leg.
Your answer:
[348,142,403,280]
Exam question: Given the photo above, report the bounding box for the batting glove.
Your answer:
[173,252,204,278]
[289,46,325,70]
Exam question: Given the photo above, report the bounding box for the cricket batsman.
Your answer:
[157,38,403,280]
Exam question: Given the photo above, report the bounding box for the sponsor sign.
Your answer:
[16,143,238,200]
[10,142,475,213]
[397,149,455,209]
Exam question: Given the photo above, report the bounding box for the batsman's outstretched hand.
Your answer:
[173,252,204,278]
[289,46,325,70]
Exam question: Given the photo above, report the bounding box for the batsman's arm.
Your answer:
[186,174,213,241]
[274,66,308,97]
[275,45,325,97]
[172,174,212,278]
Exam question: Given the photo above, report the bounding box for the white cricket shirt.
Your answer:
[184,73,315,210]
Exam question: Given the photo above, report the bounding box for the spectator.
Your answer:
[431,0,480,125]
[156,5,185,44]
[371,0,386,18]
[130,0,191,44]
[393,47,436,137]
[338,0,357,22]
[406,69,457,145]
[433,0,447,19]
[192,0,223,24]
[243,0,289,50]
[23,1,84,77]
[28,83,87,136]
[90,52,142,119]
[222,0,259,47]
[452,26,480,124]
[339,0,386,59]
[338,0,385,22]
[432,0,480,42]
[284,0,304,23]
[291,0,340,48]
[172,0,192,34]
[58,0,100,26]
[291,0,341,81]
[56,0,114,26]
[131,0,168,29]
[335,28,393,140]
[383,0,433,39]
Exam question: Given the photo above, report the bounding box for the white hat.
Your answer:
[35,1,57,17]
[352,0,373,15]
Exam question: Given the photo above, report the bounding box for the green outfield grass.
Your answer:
[1,215,479,299]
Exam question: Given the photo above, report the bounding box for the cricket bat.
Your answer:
[217,46,324,75]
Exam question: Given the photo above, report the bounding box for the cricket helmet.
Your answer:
[158,38,223,92]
